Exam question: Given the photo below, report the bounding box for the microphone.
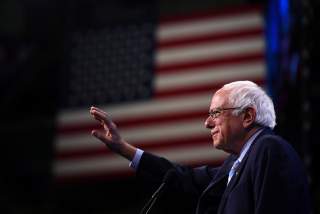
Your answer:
[139,169,177,214]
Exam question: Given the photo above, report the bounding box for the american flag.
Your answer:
[54,5,266,182]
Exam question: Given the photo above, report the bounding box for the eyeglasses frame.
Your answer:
[208,107,242,119]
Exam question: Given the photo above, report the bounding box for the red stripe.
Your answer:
[54,158,225,184]
[158,28,264,49]
[57,135,211,160]
[54,169,135,184]
[156,52,265,74]
[117,109,207,128]
[155,83,220,99]
[155,78,265,99]
[58,108,208,135]
[159,4,262,25]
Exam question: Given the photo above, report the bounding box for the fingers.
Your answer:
[90,106,106,115]
[90,106,106,119]
[90,106,109,123]
[90,106,117,135]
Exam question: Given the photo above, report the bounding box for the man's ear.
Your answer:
[242,107,256,129]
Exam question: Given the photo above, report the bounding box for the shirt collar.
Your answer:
[237,128,264,163]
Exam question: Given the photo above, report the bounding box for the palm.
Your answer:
[90,106,123,152]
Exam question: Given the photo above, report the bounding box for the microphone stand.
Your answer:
[139,169,176,214]
[139,182,166,214]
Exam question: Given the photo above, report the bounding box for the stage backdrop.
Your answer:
[54,5,266,182]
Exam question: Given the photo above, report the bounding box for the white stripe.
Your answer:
[54,144,227,176]
[56,119,209,151]
[156,61,265,91]
[158,13,263,42]
[57,92,211,126]
[156,36,265,66]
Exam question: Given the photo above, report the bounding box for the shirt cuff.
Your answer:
[129,148,144,170]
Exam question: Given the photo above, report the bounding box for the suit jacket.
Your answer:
[137,128,311,214]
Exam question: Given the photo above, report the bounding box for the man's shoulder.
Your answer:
[255,131,292,151]
[251,130,301,163]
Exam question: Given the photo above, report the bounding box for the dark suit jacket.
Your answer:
[137,128,311,214]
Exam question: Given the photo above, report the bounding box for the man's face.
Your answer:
[205,91,245,154]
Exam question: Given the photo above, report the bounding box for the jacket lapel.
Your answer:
[208,155,237,190]
[217,128,274,213]
[196,155,235,214]
[225,128,274,191]
[216,157,248,213]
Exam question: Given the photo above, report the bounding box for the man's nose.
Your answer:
[205,116,215,129]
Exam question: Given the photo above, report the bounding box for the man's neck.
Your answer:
[234,126,262,155]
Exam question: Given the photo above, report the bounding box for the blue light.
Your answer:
[265,0,293,98]
[279,0,290,33]
[265,0,280,97]
[268,1,279,53]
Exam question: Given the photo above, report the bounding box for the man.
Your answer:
[89,81,311,214]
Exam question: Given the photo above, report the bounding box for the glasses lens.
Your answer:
[209,110,221,119]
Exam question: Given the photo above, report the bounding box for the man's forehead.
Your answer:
[210,90,228,109]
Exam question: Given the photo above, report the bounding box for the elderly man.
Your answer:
[90,81,311,214]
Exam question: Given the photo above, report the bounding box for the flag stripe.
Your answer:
[155,77,265,98]
[159,5,262,24]
[156,52,264,73]
[156,61,265,92]
[158,27,263,49]
[156,36,264,66]
[158,8,262,42]
[57,135,211,159]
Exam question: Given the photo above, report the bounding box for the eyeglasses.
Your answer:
[208,107,242,119]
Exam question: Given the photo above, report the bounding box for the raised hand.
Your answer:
[89,106,136,160]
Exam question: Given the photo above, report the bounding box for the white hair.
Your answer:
[219,80,276,129]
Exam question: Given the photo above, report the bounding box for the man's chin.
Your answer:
[213,141,230,152]
[213,141,222,150]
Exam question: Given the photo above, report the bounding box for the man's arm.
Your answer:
[90,106,137,161]
[89,106,217,198]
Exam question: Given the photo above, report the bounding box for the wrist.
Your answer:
[118,140,137,161]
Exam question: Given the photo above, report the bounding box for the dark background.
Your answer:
[0,0,319,213]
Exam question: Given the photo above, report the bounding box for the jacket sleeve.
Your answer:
[252,135,311,214]
[136,152,220,197]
